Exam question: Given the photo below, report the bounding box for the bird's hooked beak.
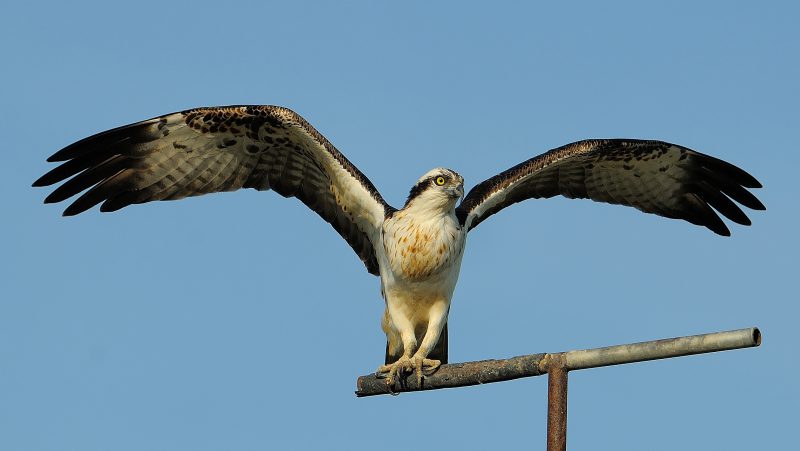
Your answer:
[447,183,464,202]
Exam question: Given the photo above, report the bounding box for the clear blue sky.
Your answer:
[2,1,797,450]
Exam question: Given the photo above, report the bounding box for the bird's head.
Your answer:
[403,168,464,212]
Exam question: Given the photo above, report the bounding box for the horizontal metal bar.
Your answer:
[356,354,546,397]
[354,326,761,397]
[564,327,761,371]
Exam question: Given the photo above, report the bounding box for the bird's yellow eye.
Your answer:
[435,176,446,186]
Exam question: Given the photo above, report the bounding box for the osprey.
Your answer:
[33,105,765,388]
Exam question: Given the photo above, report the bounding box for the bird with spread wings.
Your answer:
[34,105,765,388]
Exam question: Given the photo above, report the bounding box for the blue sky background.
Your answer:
[2,1,797,450]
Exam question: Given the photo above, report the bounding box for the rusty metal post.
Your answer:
[545,354,568,451]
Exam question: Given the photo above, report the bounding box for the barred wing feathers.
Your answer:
[33,105,394,275]
[456,139,764,236]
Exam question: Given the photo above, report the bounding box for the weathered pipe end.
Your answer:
[753,327,762,346]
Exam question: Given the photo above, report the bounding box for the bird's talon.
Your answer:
[422,358,441,375]
[376,355,441,390]
[376,357,415,391]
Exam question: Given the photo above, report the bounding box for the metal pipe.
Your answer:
[356,354,545,397]
[354,327,761,397]
[564,327,760,371]
[545,355,568,451]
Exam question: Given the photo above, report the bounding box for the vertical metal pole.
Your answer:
[546,364,568,451]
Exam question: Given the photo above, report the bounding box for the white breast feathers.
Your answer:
[382,210,464,281]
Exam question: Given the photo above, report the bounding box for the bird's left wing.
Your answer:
[456,139,765,236]
[33,105,394,275]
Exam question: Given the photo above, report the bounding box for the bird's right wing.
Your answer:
[33,105,395,275]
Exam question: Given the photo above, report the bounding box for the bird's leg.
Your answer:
[376,309,417,388]
[410,304,447,384]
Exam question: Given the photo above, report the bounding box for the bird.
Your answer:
[33,105,765,388]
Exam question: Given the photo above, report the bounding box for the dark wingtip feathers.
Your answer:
[61,204,86,217]
[32,176,49,188]
[696,151,763,189]
[685,151,765,234]
[47,140,87,163]
[713,226,732,237]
